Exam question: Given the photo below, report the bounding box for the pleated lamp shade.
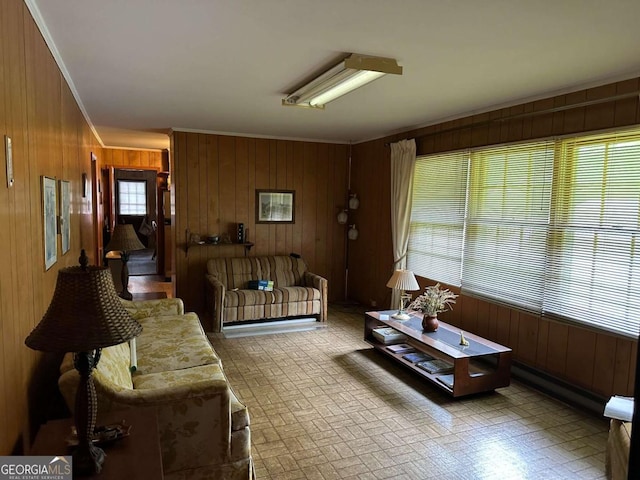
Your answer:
[386,269,420,291]
[25,265,142,352]
[105,224,145,253]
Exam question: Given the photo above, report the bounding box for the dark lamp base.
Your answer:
[74,442,105,475]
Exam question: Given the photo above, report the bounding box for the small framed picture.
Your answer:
[42,176,57,270]
[256,190,295,224]
[59,180,70,254]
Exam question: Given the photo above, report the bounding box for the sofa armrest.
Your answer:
[120,298,184,320]
[304,271,327,322]
[58,367,237,474]
[205,274,226,333]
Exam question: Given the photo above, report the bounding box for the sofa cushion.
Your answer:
[93,343,134,391]
[258,256,307,287]
[207,257,263,290]
[132,364,250,431]
[134,313,220,374]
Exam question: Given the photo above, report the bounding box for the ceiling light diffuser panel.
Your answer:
[283,54,403,109]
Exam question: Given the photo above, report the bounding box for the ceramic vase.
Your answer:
[422,314,439,332]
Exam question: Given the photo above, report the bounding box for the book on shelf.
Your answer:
[416,358,454,374]
[371,327,407,345]
[436,372,484,389]
[386,343,415,354]
[402,351,434,363]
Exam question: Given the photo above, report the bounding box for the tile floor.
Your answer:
[207,304,609,480]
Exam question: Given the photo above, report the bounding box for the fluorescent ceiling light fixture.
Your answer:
[283,54,403,109]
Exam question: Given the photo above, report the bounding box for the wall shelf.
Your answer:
[185,229,253,256]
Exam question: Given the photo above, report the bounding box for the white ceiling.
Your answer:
[28,0,640,151]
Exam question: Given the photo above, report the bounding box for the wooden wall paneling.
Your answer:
[197,134,209,239]
[591,333,617,396]
[516,312,538,365]
[254,139,270,257]
[486,109,504,146]
[266,140,277,252]
[275,140,287,254]
[496,305,513,348]
[564,327,596,389]
[246,138,256,246]
[459,295,478,333]
[614,78,640,126]
[235,137,249,237]
[185,134,203,310]
[584,84,617,131]
[217,136,236,242]
[173,132,189,303]
[530,98,555,139]
[535,317,550,370]
[206,135,219,238]
[291,141,304,256]
[508,310,521,360]
[563,90,587,133]
[628,341,638,396]
[612,338,632,395]
[300,143,317,265]
[545,321,568,377]
[506,104,525,143]
[551,95,567,135]
[475,298,491,339]
[329,144,348,301]
[470,112,491,148]
[314,143,329,277]
[286,141,296,254]
[0,0,7,452]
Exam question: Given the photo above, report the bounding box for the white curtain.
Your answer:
[389,138,417,309]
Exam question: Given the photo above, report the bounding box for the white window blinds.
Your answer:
[544,130,640,337]
[407,151,468,286]
[462,141,555,311]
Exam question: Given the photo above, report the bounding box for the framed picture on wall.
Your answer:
[256,190,295,224]
[59,180,70,254]
[42,176,57,270]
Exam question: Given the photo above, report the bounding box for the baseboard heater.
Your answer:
[511,361,608,416]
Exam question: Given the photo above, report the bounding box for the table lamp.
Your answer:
[25,250,142,475]
[386,269,420,320]
[105,223,145,300]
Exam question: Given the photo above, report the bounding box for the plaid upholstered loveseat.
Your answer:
[205,255,327,332]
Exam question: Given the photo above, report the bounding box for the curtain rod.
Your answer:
[384,91,640,146]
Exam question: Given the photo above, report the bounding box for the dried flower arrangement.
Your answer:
[409,283,458,317]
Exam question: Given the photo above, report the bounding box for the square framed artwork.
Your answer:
[256,190,295,224]
[42,176,57,270]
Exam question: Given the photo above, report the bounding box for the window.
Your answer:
[545,131,640,337]
[407,128,640,338]
[118,180,147,215]
[463,141,554,311]
[407,151,468,287]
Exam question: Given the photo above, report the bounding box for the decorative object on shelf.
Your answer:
[206,235,220,244]
[348,193,360,210]
[386,269,420,320]
[237,223,244,243]
[256,189,295,223]
[105,224,145,300]
[348,224,359,240]
[408,283,458,332]
[459,331,469,346]
[337,209,348,225]
[25,250,142,475]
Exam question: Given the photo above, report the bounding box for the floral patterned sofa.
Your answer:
[205,254,327,332]
[58,298,253,480]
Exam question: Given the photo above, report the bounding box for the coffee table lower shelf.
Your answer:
[365,311,512,398]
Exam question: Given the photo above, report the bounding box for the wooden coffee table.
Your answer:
[365,310,512,397]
